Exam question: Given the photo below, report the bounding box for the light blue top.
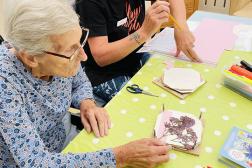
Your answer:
[0,45,116,168]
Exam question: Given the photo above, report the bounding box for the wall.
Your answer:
[0,0,4,36]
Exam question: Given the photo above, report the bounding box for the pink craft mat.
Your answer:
[178,19,238,65]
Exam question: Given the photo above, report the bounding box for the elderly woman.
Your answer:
[0,0,170,167]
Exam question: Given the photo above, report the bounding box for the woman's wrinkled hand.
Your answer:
[113,138,171,168]
[80,99,111,137]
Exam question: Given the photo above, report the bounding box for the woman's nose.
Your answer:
[79,47,87,61]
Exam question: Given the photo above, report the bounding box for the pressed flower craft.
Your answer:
[154,110,203,155]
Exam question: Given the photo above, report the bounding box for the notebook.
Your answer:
[219,127,252,168]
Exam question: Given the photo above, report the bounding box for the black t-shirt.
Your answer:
[76,0,145,86]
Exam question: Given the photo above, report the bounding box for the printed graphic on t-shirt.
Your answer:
[123,0,144,34]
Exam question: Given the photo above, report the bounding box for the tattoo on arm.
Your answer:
[130,32,141,45]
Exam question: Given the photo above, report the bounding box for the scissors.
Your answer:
[126,84,159,97]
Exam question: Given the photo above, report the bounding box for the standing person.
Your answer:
[76,0,200,105]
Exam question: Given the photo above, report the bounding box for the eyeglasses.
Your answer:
[0,35,4,44]
[43,27,89,61]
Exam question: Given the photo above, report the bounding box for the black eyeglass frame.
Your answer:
[43,27,89,61]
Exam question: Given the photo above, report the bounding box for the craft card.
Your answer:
[163,68,202,92]
[154,110,203,151]
[153,68,206,99]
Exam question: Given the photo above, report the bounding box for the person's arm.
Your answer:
[169,0,187,26]
[80,1,170,67]
[71,66,94,108]
[87,29,148,67]
[169,0,201,62]
[0,78,116,167]
[71,67,111,138]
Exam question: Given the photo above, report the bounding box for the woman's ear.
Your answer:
[18,50,39,68]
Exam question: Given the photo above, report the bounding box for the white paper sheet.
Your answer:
[137,21,200,54]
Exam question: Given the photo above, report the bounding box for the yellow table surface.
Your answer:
[63,51,252,168]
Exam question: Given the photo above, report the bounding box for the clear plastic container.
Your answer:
[222,70,252,101]
[233,25,252,52]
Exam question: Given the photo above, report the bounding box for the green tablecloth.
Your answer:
[63,51,252,168]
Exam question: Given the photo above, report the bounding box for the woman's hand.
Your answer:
[174,27,201,62]
[80,99,111,137]
[139,1,170,39]
[113,138,170,168]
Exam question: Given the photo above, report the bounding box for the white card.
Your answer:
[163,68,202,91]
[154,110,203,150]
[117,17,127,27]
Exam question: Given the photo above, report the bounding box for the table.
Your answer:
[191,11,252,25]
[63,12,252,168]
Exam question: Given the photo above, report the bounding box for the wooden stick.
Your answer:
[154,0,201,62]
[168,14,183,31]
[155,0,183,31]
[162,104,165,112]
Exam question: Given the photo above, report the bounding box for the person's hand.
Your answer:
[174,27,201,62]
[80,99,111,137]
[139,1,170,39]
[113,138,170,168]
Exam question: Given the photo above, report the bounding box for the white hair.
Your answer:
[5,0,80,55]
